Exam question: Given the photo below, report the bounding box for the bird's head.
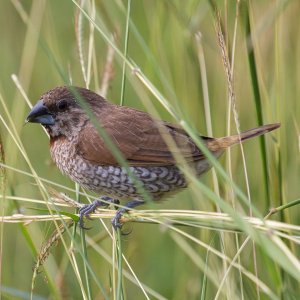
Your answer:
[26,86,106,139]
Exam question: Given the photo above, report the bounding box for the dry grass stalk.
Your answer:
[32,220,74,291]
[99,34,117,97]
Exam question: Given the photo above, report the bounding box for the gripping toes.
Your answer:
[111,200,145,230]
[78,196,116,228]
[78,200,101,229]
[78,198,144,230]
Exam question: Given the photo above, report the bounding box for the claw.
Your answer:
[78,197,115,228]
[78,198,145,230]
[78,213,92,230]
[78,221,92,230]
[111,212,133,235]
[111,200,145,230]
[111,211,123,229]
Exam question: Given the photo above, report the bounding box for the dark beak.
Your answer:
[26,100,55,125]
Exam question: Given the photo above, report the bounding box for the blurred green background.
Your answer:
[0,0,299,299]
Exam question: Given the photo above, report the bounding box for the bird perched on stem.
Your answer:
[26,86,280,229]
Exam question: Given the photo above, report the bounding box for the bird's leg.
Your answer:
[112,199,145,230]
[78,196,119,228]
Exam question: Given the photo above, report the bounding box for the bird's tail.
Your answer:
[207,123,280,151]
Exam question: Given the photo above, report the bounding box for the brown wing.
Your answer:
[76,105,207,166]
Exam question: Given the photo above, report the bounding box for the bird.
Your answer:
[26,86,280,229]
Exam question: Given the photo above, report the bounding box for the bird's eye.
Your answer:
[57,99,68,111]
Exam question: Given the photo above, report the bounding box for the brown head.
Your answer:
[26,86,108,139]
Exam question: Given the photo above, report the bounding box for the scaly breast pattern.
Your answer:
[50,137,190,200]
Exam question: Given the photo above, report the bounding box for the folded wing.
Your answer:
[76,106,207,166]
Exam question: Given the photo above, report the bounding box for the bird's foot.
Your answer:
[78,196,119,229]
[111,200,145,230]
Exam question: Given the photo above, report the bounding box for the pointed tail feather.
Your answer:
[208,123,280,150]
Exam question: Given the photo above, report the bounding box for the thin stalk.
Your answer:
[228,2,244,299]
[77,183,92,300]
[243,2,271,207]
[120,0,131,106]
[116,228,123,300]
[0,129,5,297]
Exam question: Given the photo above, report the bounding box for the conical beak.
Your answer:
[26,100,55,125]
